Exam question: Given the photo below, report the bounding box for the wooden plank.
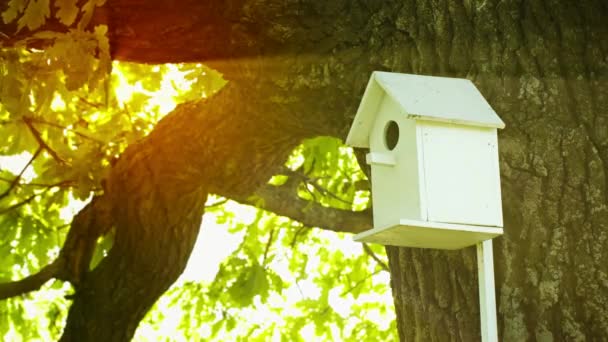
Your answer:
[353,219,503,250]
[477,240,499,342]
[419,122,502,227]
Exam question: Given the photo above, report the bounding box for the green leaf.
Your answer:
[267,174,288,186]
[78,0,106,29]
[89,232,114,270]
[54,0,79,26]
[17,0,50,31]
[1,0,27,24]
[228,264,269,307]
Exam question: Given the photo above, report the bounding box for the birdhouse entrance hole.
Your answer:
[384,120,399,150]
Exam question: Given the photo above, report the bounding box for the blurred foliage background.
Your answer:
[0,24,396,341]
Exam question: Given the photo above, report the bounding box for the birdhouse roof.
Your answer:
[346,72,505,148]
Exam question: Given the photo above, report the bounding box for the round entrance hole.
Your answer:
[384,120,399,151]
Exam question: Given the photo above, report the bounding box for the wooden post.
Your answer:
[477,239,498,342]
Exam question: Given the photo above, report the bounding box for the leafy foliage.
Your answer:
[0,6,397,341]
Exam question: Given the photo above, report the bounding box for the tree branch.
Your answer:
[0,177,74,188]
[0,259,62,300]
[229,177,372,234]
[0,195,113,300]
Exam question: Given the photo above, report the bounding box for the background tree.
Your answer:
[1,0,607,341]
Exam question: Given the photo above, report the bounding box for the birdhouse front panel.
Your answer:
[417,121,503,227]
[366,94,425,230]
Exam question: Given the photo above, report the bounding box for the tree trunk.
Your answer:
[1,0,607,340]
[383,1,608,340]
[58,81,318,340]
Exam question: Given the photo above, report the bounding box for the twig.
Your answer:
[0,179,69,214]
[283,167,353,206]
[362,243,390,272]
[22,118,66,163]
[290,225,311,248]
[0,146,42,200]
[25,117,105,144]
[262,228,275,265]
[340,269,384,296]
[0,177,74,188]
[205,198,227,209]
[0,190,48,214]
[318,269,384,316]
[77,96,104,109]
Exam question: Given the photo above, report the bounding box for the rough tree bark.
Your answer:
[1,0,607,341]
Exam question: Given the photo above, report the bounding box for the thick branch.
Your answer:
[231,179,372,234]
[0,195,113,300]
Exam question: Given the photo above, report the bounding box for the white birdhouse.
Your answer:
[346,72,506,250]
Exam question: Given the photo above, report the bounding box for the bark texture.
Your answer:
[1,0,607,341]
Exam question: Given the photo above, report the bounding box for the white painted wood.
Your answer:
[346,71,505,148]
[419,121,503,227]
[346,71,505,249]
[415,124,429,222]
[374,72,505,128]
[346,77,386,147]
[366,152,397,166]
[367,96,423,230]
[354,219,503,250]
[477,240,499,342]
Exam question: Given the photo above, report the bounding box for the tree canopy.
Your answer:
[0,1,398,340]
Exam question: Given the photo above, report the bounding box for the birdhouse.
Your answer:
[346,72,505,250]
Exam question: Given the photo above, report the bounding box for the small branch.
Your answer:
[283,167,353,206]
[0,259,62,300]
[362,243,389,272]
[318,268,384,316]
[0,179,73,214]
[77,96,104,109]
[262,228,275,265]
[290,225,311,248]
[25,116,106,145]
[341,269,384,297]
[0,177,74,188]
[22,118,66,164]
[0,190,47,214]
[0,146,42,200]
[205,198,227,209]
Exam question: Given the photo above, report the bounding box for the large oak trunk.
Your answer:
[1,0,607,340]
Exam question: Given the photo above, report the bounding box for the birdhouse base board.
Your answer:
[354,219,503,250]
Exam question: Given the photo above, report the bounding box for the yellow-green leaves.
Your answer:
[42,28,105,91]
[19,0,50,31]
[228,263,270,307]
[79,0,106,30]
[1,0,108,30]
[54,0,78,26]
[1,0,27,24]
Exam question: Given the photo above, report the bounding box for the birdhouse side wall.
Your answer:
[417,121,503,227]
[368,95,425,229]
